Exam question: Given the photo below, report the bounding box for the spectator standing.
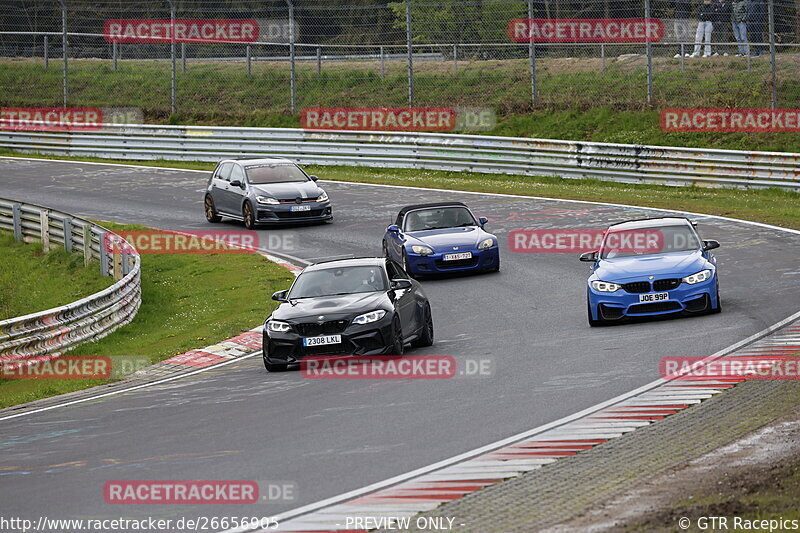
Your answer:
[731,0,751,56]
[746,0,766,56]
[674,0,693,58]
[691,0,716,57]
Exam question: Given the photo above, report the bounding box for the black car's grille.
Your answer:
[435,257,479,269]
[653,278,681,291]
[622,281,651,294]
[275,209,324,219]
[294,320,349,337]
[628,301,682,314]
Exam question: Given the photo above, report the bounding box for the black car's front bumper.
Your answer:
[263,317,395,365]
[256,201,332,224]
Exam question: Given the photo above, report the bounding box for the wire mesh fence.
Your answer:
[0,0,798,123]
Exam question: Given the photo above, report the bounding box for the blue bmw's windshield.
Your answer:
[600,225,701,259]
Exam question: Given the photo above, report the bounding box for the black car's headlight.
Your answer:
[352,310,386,325]
[267,320,291,333]
[411,245,433,256]
[591,280,621,292]
[257,195,280,205]
[316,190,329,202]
[682,269,712,285]
[478,238,495,250]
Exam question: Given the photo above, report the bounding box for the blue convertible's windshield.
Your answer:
[600,225,701,259]
[404,207,477,232]
[288,266,388,298]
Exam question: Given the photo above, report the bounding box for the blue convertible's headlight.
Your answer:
[411,245,433,256]
[682,269,712,285]
[352,310,386,325]
[591,280,621,292]
[478,238,495,250]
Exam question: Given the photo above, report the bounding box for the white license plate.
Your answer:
[290,205,312,212]
[639,292,669,303]
[443,252,472,261]
[303,335,341,347]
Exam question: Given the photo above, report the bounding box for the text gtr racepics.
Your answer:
[580,217,721,327]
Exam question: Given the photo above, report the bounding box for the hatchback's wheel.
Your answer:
[243,202,256,230]
[204,195,221,223]
[389,316,405,355]
[413,303,434,347]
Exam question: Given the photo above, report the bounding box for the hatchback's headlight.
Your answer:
[256,195,280,205]
[352,310,386,325]
[682,269,712,285]
[411,245,433,256]
[591,280,621,292]
[316,191,328,202]
[478,238,495,250]
[267,320,291,333]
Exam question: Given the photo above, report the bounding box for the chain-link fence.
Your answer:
[0,0,798,123]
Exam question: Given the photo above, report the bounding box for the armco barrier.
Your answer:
[0,198,141,361]
[1,123,799,190]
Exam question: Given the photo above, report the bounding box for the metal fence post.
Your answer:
[380,46,385,78]
[12,204,22,242]
[113,41,118,71]
[247,45,252,75]
[768,0,776,109]
[287,0,296,113]
[406,0,414,106]
[645,0,653,105]
[453,43,458,72]
[44,35,48,68]
[181,42,186,72]
[316,46,322,74]
[528,0,537,105]
[63,217,73,253]
[58,0,67,106]
[99,230,110,276]
[40,210,50,253]
[680,43,685,72]
[168,0,176,114]
[601,43,605,73]
[83,224,92,266]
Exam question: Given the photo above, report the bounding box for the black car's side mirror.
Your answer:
[272,290,289,302]
[387,224,400,233]
[230,180,244,188]
[579,251,598,262]
[309,175,319,181]
[390,279,413,291]
[479,216,489,226]
[703,240,720,251]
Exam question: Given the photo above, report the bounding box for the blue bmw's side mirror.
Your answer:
[479,217,488,226]
[387,224,399,233]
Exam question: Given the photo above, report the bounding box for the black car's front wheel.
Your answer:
[204,195,222,223]
[389,316,405,355]
[263,354,288,372]
[243,202,256,230]
[413,303,434,347]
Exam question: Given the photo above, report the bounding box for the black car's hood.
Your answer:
[272,291,390,322]
[251,181,321,200]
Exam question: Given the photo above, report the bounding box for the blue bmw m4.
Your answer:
[382,202,500,278]
[580,217,721,327]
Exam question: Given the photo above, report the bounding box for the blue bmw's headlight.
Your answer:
[411,245,433,256]
[591,280,621,292]
[682,269,712,285]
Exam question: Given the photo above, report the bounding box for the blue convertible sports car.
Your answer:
[382,202,500,277]
[581,217,721,327]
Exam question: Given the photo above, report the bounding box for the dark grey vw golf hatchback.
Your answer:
[204,158,332,228]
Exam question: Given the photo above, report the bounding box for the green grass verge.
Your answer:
[0,222,293,408]
[2,56,800,152]
[0,231,113,320]
[2,150,799,230]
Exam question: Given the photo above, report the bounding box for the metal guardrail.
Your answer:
[0,198,141,361]
[1,124,798,190]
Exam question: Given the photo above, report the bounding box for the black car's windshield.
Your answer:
[404,207,476,232]
[245,164,308,184]
[600,225,701,259]
[288,266,388,298]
